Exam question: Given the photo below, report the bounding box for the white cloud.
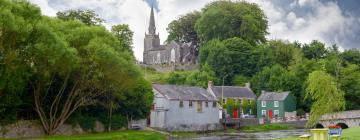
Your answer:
[28,0,360,60]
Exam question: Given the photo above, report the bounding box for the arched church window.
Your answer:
[157,52,161,64]
[170,49,175,62]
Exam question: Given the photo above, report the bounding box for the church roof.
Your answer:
[153,84,216,101]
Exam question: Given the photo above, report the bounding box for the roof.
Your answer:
[153,84,216,101]
[257,91,290,101]
[211,86,256,99]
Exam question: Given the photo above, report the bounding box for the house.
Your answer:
[150,84,221,131]
[257,91,296,120]
[207,81,257,118]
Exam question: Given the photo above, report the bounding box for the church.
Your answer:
[143,6,197,71]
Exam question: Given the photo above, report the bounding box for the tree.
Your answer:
[28,18,140,134]
[305,70,345,127]
[195,1,268,45]
[56,9,104,26]
[166,11,201,48]
[340,64,360,110]
[269,40,301,68]
[341,49,360,66]
[111,24,134,53]
[117,79,153,129]
[302,40,327,60]
[251,65,301,95]
[199,37,263,84]
[0,0,42,124]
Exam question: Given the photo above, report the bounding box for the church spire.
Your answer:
[148,5,156,35]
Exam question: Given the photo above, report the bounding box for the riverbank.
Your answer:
[278,126,360,140]
[0,130,166,140]
[168,124,296,139]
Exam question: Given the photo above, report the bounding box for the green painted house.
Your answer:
[257,91,296,120]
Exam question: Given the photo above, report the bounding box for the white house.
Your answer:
[150,84,221,131]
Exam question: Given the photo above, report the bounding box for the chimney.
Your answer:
[245,82,250,88]
[208,81,213,88]
[261,90,265,94]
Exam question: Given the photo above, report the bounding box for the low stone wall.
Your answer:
[0,120,105,138]
[142,63,198,72]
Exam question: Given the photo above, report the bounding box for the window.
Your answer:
[261,101,266,107]
[197,101,202,112]
[189,101,192,107]
[274,110,279,117]
[213,101,217,108]
[274,101,279,107]
[205,101,209,107]
[179,101,183,108]
[261,110,266,116]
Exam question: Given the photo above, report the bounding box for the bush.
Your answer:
[108,114,127,130]
[67,113,97,131]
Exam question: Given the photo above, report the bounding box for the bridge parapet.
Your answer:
[321,110,360,120]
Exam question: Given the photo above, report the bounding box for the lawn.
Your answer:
[0,130,166,140]
[278,126,360,140]
[239,124,294,132]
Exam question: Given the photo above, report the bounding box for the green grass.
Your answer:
[0,130,166,140]
[142,66,170,83]
[278,126,360,140]
[239,124,294,132]
[341,126,360,139]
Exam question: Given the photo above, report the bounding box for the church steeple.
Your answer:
[148,5,156,35]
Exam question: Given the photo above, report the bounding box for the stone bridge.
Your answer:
[316,110,360,129]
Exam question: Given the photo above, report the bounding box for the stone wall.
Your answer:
[143,63,198,72]
[0,120,105,138]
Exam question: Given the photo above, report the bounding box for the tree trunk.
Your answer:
[108,101,113,131]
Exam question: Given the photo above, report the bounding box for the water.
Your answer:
[170,129,310,140]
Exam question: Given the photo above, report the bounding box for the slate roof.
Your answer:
[257,91,290,101]
[211,86,256,99]
[153,84,216,101]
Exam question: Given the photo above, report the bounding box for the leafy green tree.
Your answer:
[232,75,249,86]
[0,0,42,124]
[199,39,232,84]
[117,78,153,129]
[340,64,360,110]
[302,40,327,60]
[251,65,301,95]
[111,24,134,53]
[200,37,265,84]
[166,11,201,47]
[341,48,360,65]
[305,70,345,127]
[185,69,216,88]
[195,1,268,45]
[56,9,104,26]
[269,40,301,68]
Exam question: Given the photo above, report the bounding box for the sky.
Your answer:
[28,0,360,61]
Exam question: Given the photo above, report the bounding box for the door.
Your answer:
[268,110,273,120]
[233,108,238,118]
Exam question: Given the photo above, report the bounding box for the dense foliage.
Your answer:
[163,0,359,125]
[0,0,152,134]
